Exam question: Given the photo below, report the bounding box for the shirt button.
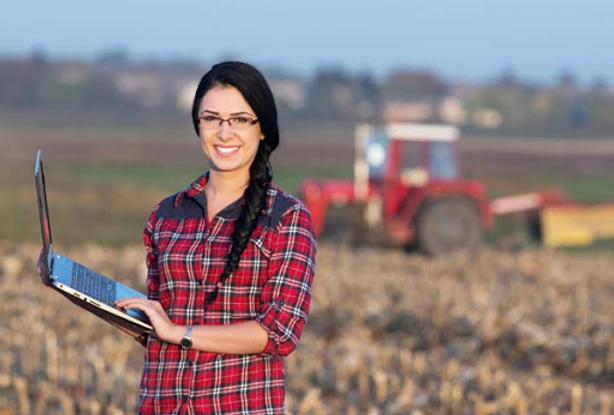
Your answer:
[187,361,193,367]
[183,395,189,402]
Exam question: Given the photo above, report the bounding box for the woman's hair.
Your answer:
[191,61,280,304]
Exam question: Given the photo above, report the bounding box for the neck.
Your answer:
[206,169,250,198]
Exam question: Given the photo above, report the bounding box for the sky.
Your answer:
[1,0,612,84]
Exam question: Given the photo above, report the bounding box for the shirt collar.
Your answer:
[175,171,279,218]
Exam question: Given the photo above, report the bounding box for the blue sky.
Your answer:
[1,0,611,83]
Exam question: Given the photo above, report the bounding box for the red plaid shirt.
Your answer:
[137,173,317,414]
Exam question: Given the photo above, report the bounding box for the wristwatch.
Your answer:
[179,325,193,350]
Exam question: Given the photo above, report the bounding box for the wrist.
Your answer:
[163,324,186,345]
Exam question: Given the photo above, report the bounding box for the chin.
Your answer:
[211,160,245,173]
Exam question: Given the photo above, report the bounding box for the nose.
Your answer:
[217,121,233,140]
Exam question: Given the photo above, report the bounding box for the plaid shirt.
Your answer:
[137,173,317,414]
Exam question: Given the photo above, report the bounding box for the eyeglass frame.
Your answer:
[197,114,260,130]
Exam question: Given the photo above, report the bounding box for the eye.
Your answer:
[232,117,251,124]
[200,115,219,123]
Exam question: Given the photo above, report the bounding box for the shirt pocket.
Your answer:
[248,232,272,260]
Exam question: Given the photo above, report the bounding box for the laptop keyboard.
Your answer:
[71,263,117,306]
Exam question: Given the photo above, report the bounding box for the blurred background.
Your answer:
[1,1,613,414]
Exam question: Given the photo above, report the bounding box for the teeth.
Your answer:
[216,147,239,154]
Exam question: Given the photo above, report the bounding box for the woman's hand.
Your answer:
[114,297,182,344]
[37,249,52,286]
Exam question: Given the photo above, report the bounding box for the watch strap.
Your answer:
[184,325,193,341]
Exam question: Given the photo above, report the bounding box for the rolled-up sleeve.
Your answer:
[136,207,160,346]
[256,204,317,357]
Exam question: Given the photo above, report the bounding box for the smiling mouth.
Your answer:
[214,146,240,156]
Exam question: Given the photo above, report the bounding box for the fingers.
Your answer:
[115,297,160,312]
[115,297,151,305]
[114,299,156,323]
[113,299,174,343]
[115,297,144,309]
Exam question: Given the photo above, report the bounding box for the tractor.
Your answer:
[299,122,577,256]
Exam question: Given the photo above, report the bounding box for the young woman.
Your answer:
[115,61,317,414]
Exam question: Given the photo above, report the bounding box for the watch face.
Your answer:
[180,338,193,350]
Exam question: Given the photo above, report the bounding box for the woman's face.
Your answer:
[197,85,263,177]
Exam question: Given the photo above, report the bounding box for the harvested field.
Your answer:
[1,241,613,414]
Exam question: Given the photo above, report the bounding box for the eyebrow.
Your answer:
[199,110,255,117]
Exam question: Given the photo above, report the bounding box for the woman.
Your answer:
[115,61,317,414]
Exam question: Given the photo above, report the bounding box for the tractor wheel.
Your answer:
[415,197,482,256]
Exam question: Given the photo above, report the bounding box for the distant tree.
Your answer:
[589,75,608,94]
[550,68,582,130]
[352,72,380,121]
[96,48,132,67]
[556,69,577,89]
[570,97,590,128]
[304,67,352,119]
[0,51,50,107]
[497,65,519,87]
[590,97,614,129]
[164,57,204,75]
[38,71,137,110]
[587,77,614,129]
[382,69,448,100]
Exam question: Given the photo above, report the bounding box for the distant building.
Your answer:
[114,69,167,107]
[383,100,433,122]
[268,76,306,111]
[472,108,503,129]
[56,61,88,85]
[106,62,204,109]
[437,96,466,125]
[382,96,466,125]
[177,81,199,111]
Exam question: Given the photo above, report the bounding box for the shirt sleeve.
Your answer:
[256,204,317,357]
[135,207,160,346]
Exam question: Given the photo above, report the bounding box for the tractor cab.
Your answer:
[356,122,461,197]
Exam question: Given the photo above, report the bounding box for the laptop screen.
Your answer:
[35,150,52,283]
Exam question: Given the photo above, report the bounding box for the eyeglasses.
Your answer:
[198,115,259,130]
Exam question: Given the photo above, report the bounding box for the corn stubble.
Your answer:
[0,240,612,414]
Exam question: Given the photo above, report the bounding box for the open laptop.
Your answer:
[35,150,153,337]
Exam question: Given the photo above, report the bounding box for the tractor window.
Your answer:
[429,142,458,179]
[400,141,429,185]
[402,142,421,170]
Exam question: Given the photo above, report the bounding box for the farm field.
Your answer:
[1,241,613,413]
[1,122,614,413]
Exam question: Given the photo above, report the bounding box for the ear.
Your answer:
[260,134,265,140]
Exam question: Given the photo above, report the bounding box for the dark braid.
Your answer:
[204,147,273,304]
[191,61,280,305]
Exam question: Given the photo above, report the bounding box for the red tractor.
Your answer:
[299,122,568,256]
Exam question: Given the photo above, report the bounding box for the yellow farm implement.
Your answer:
[541,204,614,247]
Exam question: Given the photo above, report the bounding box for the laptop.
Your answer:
[35,150,153,337]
